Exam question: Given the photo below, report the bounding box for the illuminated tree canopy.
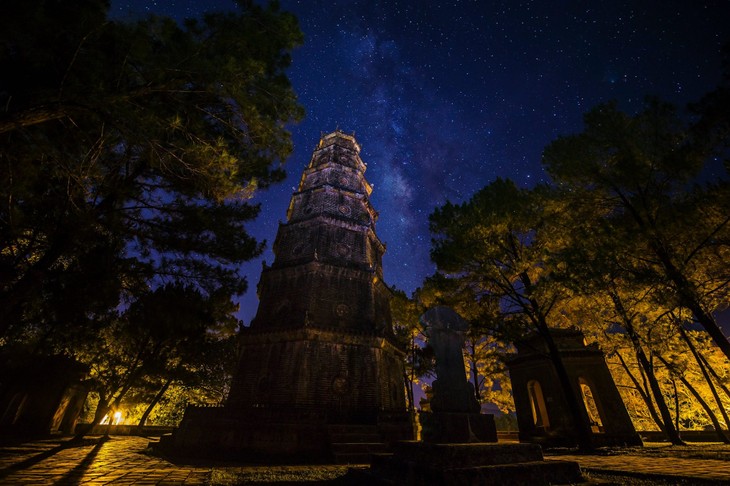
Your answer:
[427,86,730,438]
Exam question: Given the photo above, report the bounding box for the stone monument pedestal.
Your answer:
[370,441,583,485]
[419,411,497,443]
[367,307,584,484]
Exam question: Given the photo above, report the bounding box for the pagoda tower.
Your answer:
[227,130,405,418]
[168,131,412,460]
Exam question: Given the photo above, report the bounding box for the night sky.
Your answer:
[111,1,730,325]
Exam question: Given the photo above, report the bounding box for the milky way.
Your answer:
[111,1,730,324]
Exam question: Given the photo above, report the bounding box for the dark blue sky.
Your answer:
[111,1,730,325]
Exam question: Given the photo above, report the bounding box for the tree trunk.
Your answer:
[632,344,684,444]
[405,339,416,412]
[672,378,680,434]
[619,194,730,361]
[637,344,683,440]
[469,348,482,403]
[403,371,414,412]
[137,378,173,429]
[609,291,683,444]
[698,352,730,401]
[471,362,481,402]
[539,323,594,450]
[680,297,730,363]
[73,395,110,441]
[651,242,730,361]
[678,326,730,430]
[93,397,111,426]
[520,269,594,450]
[655,353,730,444]
[615,350,665,431]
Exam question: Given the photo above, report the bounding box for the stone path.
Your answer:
[0,435,729,484]
[544,451,730,484]
[0,436,209,485]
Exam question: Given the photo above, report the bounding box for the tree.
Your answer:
[543,99,730,360]
[675,321,730,439]
[463,326,513,412]
[133,332,238,428]
[0,0,304,338]
[429,179,595,450]
[689,43,730,173]
[75,284,238,431]
[390,287,433,412]
[549,200,687,444]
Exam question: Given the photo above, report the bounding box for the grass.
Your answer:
[208,465,369,485]
[207,443,730,485]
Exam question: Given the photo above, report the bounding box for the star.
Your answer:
[109,0,730,323]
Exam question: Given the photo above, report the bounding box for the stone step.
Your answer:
[328,424,388,465]
[327,424,379,435]
[390,441,545,468]
[332,452,375,465]
[156,434,172,448]
[332,442,388,465]
[329,432,382,443]
[331,442,388,454]
[371,442,584,485]
[373,458,582,485]
[370,452,395,472]
[445,460,583,486]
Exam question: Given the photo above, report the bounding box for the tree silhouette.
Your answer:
[0,0,304,338]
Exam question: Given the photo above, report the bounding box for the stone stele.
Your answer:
[418,306,495,443]
[369,307,582,485]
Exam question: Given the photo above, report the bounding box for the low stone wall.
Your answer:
[497,431,519,441]
[74,424,174,436]
[163,407,330,462]
[639,430,727,442]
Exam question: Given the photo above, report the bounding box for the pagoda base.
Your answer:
[159,405,414,463]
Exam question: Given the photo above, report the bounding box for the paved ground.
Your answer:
[0,435,728,484]
[544,451,730,484]
[0,436,208,485]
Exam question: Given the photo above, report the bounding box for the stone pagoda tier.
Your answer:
[165,131,413,461]
[227,130,404,418]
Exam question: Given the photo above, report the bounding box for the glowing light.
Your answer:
[100,411,124,425]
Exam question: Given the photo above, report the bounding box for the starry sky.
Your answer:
[110,1,730,325]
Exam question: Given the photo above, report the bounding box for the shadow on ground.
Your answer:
[0,436,108,479]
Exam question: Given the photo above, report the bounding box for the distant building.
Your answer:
[167,130,412,461]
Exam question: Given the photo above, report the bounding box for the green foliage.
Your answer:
[428,180,576,415]
[544,99,704,188]
[544,98,730,360]
[72,284,240,425]
[426,85,730,434]
[390,287,434,411]
[0,0,303,425]
[493,412,519,432]
[0,0,304,339]
[429,179,572,339]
